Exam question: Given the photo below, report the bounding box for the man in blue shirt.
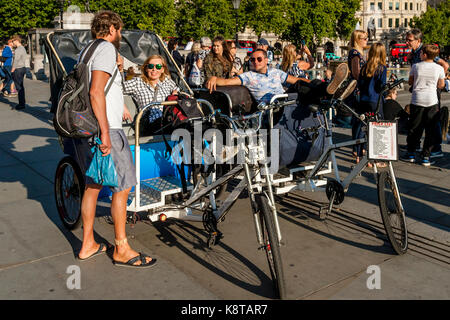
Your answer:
[406,28,449,158]
[1,39,14,96]
[206,49,350,105]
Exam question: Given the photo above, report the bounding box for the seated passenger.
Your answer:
[281,44,314,81]
[206,49,350,105]
[202,36,234,85]
[227,40,243,77]
[123,55,179,135]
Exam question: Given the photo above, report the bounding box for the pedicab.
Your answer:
[44,29,287,299]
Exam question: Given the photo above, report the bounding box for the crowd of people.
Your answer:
[172,29,449,168]
[0,7,448,271]
[2,24,449,168]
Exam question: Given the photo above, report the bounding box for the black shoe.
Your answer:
[15,104,25,110]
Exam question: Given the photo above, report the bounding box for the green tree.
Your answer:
[411,0,449,47]
[334,0,360,41]
[72,0,178,37]
[241,0,289,37]
[175,0,237,40]
[281,0,360,48]
[0,0,60,38]
[0,0,178,40]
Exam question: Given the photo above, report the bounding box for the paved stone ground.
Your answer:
[0,78,448,300]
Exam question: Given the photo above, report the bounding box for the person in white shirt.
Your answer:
[76,10,156,268]
[403,44,446,166]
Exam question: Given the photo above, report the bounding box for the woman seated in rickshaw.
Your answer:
[123,54,179,135]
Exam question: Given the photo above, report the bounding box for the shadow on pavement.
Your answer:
[276,195,395,255]
[152,219,276,299]
[0,127,111,258]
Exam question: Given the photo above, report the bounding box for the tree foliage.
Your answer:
[0,0,60,38]
[241,0,290,37]
[70,0,178,37]
[175,0,237,40]
[0,0,361,46]
[411,0,450,47]
[282,0,360,47]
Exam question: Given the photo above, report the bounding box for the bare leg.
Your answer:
[111,187,153,265]
[78,184,107,259]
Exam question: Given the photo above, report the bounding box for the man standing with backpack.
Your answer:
[77,10,156,268]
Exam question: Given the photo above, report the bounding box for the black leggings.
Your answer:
[407,104,440,157]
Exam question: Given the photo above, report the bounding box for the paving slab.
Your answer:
[328,254,450,300]
[0,164,53,204]
[0,195,73,267]
[0,249,218,300]
[0,79,448,300]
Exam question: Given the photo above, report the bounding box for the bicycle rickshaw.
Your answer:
[45,30,408,300]
[44,29,287,298]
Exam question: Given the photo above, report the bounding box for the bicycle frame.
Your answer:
[267,90,406,218]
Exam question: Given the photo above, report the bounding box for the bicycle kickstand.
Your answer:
[203,209,223,249]
[319,191,336,220]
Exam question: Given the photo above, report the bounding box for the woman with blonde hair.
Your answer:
[358,42,387,114]
[184,41,201,79]
[356,42,388,166]
[123,54,179,134]
[281,43,313,79]
[347,30,369,160]
[348,30,368,80]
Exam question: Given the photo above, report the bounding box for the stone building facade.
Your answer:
[322,0,429,58]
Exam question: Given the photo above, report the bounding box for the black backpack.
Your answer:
[53,39,117,138]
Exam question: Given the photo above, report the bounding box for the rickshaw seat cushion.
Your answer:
[195,85,256,115]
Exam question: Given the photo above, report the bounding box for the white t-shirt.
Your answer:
[410,61,445,107]
[80,40,124,129]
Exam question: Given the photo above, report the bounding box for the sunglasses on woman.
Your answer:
[147,63,163,70]
[250,57,264,63]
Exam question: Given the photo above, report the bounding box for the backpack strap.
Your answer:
[104,67,118,95]
[81,39,106,64]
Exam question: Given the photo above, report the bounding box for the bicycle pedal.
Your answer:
[318,206,329,220]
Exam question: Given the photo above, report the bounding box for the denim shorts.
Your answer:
[75,129,137,193]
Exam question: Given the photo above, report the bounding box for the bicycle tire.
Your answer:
[256,195,286,299]
[377,171,408,254]
[54,156,85,230]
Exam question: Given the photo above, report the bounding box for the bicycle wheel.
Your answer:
[54,156,85,230]
[377,171,408,254]
[256,195,286,299]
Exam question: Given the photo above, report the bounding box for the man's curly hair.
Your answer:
[91,10,124,38]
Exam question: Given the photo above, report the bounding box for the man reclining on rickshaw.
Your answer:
[206,48,357,168]
[206,48,355,106]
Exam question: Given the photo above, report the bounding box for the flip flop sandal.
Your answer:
[77,243,109,261]
[113,253,157,268]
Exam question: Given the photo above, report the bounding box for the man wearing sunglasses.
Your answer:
[206,49,349,105]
